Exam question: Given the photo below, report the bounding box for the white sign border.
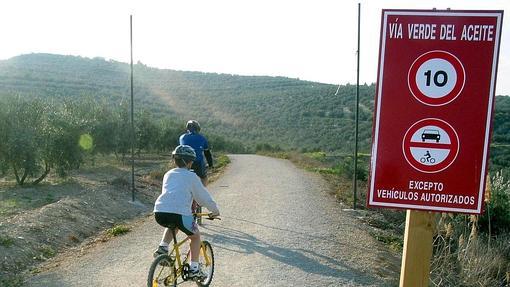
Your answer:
[369,10,503,214]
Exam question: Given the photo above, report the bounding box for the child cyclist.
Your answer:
[153,145,220,279]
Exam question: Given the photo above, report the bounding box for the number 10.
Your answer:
[424,70,448,87]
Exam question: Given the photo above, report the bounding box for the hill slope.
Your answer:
[0,53,508,157]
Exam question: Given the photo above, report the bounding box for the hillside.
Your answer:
[0,54,374,153]
[0,53,508,158]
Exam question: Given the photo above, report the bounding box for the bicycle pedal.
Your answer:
[182,263,191,281]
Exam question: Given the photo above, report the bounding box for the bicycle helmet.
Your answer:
[186,120,201,133]
[172,145,196,162]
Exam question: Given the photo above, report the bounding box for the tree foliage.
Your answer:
[0,94,244,185]
[0,53,508,170]
[0,97,87,184]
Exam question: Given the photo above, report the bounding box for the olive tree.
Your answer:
[1,97,86,185]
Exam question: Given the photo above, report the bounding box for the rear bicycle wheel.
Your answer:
[196,241,214,287]
[147,254,177,287]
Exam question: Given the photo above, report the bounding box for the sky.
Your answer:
[1,0,509,95]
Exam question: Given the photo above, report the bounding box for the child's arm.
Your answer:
[191,176,220,215]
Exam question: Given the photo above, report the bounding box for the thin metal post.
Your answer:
[353,3,360,210]
[130,15,135,202]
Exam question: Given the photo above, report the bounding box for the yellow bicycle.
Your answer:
[147,213,219,287]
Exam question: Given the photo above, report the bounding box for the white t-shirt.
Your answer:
[154,168,219,216]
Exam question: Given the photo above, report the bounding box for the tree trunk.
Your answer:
[13,165,28,185]
[20,169,28,185]
[32,162,50,185]
[12,163,22,185]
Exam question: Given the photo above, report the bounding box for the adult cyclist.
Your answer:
[179,120,213,186]
[179,120,213,224]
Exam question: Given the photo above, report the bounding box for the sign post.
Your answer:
[399,210,435,287]
[368,9,503,286]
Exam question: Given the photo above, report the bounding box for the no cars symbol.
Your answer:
[402,118,460,173]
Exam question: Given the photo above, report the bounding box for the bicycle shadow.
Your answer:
[201,221,381,285]
[222,215,376,252]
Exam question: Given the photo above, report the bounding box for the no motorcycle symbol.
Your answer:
[402,118,459,173]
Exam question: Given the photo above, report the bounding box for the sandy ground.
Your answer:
[24,155,400,286]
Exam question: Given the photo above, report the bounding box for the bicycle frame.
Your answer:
[169,234,189,278]
[150,212,218,287]
[168,213,215,276]
[169,239,213,272]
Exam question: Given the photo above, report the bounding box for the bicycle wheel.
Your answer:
[196,241,214,287]
[147,254,177,287]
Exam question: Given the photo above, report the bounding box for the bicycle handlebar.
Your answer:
[193,212,221,220]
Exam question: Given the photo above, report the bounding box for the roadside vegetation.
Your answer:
[0,96,242,187]
[258,146,510,287]
[107,225,131,237]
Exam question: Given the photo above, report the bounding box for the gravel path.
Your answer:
[26,154,398,286]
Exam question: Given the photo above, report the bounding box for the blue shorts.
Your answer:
[191,161,207,179]
[155,212,197,236]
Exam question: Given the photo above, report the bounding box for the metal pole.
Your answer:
[353,3,360,210]
[130,15,135,202]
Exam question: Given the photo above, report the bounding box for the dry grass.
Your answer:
[431,213,510,286]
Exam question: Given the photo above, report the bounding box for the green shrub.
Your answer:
[372,232,403,252]
[107,225,130,236]
[479,170,510,235]
[0,236,14,247]
[304,151,327,161]
[214,154,231,169]
[310,167,341,175]
[39,246,56,258]
[0,274,24,287]
[255,143,283,152]
[337,156,368,181]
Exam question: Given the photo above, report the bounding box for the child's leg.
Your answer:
[161,228,171,245]
[160,227,178,246]
[189,230,201,262]
[179,214,201,273]
[154,227,177,257]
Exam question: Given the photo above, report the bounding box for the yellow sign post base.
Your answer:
[399,210,435,287]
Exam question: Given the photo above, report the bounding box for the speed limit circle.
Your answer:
[408,50,465,106]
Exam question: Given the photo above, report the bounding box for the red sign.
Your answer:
[368,10,504,214]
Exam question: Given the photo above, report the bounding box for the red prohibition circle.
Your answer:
[408,50,465,106]
[402,118,459,173]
